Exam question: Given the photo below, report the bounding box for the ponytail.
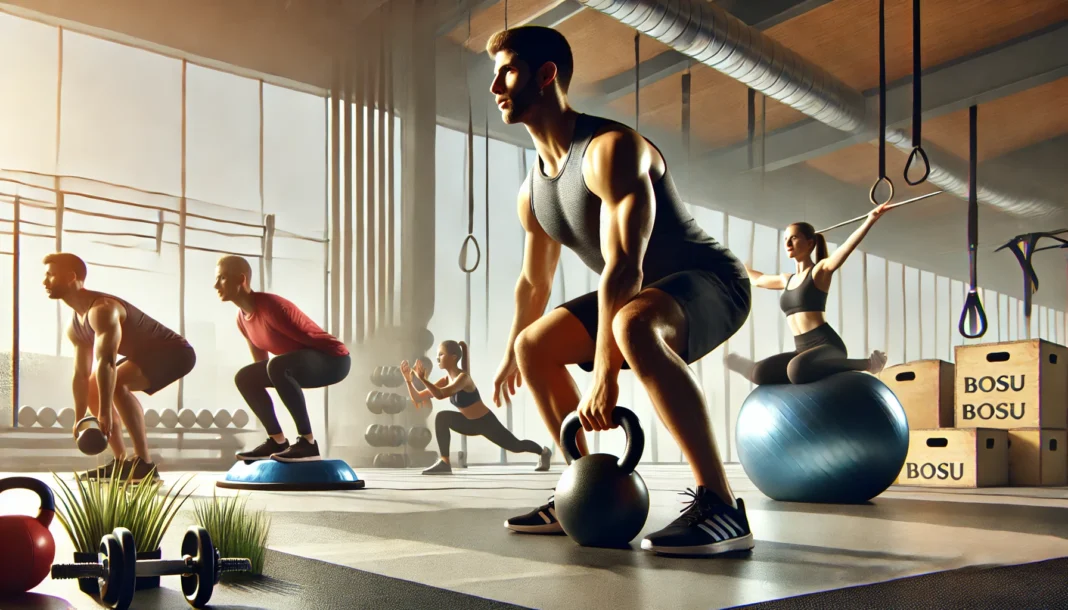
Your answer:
[459,341,469,373]
[815,233,828,262]
[442,340,469,373]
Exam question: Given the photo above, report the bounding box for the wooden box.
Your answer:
[954,340,1068,430]
[1007,429,1067,487]
[878,360,954,429]
[895,428,1008,488]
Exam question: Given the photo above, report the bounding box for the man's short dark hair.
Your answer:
[486,26,574,92]
[43,252,87,281]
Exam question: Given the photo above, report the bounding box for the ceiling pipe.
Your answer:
[575,0,1060,218]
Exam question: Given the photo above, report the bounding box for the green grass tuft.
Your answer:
[51,464,194,554]
[193,491,271,575]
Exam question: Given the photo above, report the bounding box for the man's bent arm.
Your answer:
[89,302,123,421]
[505,182,561,352]
[585,129,654,378]
[69,324,93,421]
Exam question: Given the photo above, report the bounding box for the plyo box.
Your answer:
[878,360,955,428]
[954,340,1068,430]
[896,428,1008,488]
[1007,428,1067,487]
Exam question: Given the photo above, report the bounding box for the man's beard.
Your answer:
[501,80,541,124]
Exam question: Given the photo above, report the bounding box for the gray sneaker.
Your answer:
[422,458,453,475]
[535,446,552,472]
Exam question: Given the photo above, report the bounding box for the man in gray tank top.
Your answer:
[43,252,196,483]
[486,26,754,557]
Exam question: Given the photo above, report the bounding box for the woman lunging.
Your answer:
[727,204,890,385]
[401,340,552,475]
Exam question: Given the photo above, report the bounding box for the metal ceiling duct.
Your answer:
[575,0,1059,218]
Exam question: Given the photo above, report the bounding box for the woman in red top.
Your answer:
[214,255,350,463]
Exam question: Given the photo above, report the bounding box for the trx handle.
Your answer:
[959,104,987,339]
[904,0,930,185]
[458,11,480,275]
[870,0,893,206]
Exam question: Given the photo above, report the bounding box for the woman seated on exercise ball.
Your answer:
[401,341,551,475]
[727,202,891,385]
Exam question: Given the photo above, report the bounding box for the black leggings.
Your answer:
[729,324,869,385]
[235,350,351,436]
[435,410,542,458]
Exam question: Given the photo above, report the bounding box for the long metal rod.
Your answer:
[54,26,64,358]
[11,196,20,426]
[343,61,354,344]
[258,80,265,292]
[818,190,944,234]
[177,60,188,412]
[329,63,342,338]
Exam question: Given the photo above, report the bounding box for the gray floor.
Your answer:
[6,464,1068,609]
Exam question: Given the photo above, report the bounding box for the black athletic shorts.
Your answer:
[559,268,751,372]
[120,342,197,395]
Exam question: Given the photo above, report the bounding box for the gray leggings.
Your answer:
[435,410,541,458]
[731,324,869,385]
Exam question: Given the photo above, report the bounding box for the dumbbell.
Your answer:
[75,416,109,456]
[51,526,251,609]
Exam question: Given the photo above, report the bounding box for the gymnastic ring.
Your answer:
[869,176,894,206]
[458,234,481,273]
[904,146,931,186]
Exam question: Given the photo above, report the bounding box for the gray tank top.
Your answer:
[528,113,744,283]
[70,291,189,360]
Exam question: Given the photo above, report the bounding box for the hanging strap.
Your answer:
[870,0,893,206]
[634,33,640,130]
[459,12,480,274]
[682,68,691,191]
[904,0,930,185]
[959,104,987,339]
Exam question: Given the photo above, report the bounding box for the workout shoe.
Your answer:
[535,446,552,472]
[77,458,119,481]
[504,496,565,535]
[124,459,161,484]
[271,437,321,463]
[236,437,289,462]
[422,458,453,475]
[640,488,754,556]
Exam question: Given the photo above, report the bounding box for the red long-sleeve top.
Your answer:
[237,292,348,357]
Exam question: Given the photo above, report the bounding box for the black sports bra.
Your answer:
[779,270,828,316]
[450,387,482,408]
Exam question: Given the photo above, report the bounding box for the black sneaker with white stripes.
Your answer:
[504,496,565,534]
[641,487,754,556]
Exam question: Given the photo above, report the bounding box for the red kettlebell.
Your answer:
[0,477,57,595]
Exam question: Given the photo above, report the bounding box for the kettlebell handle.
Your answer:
[0,476,55,527]
[560,406,645,475]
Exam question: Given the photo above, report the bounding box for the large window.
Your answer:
[430,124,1068,465]
[1,12,329,435]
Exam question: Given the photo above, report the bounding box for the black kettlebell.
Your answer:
[555,406,649,548]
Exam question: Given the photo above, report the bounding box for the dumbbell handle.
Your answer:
[136,556,252,577]
[51,562,107,580]
[52,557,252,580]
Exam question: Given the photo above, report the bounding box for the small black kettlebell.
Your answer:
[554,406,650,548]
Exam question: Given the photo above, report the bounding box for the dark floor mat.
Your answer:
[729,557,1068,610]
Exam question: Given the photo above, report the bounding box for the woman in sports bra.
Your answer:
[727,203,891,385]
[401,340,551,475]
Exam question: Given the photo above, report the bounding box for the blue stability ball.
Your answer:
[217,459,366,492]
[736,371,909,504]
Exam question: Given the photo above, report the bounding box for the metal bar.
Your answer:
[178,60,187,412]
[11,196,20,426]
[343,61,354,344]
[258,80,265,292]
[330,62,342,338]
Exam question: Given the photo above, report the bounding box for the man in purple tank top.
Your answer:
[43,252,196,483]
[485,27,755,557]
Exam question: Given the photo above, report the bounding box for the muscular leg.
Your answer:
[87,373,128,460]
[514,307,596,459]
[266,350,350,441]
[786,345,872,385]
[612,289,734,506]
[727,351,795,385]
[434,410,464,458]
[113,361,153,463]
[234,361,283,438]
[471,410,544,455]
